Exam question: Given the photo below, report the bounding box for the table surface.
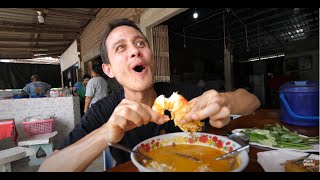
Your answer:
[107,109,319,172]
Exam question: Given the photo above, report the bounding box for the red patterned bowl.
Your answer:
[130,132,249,172]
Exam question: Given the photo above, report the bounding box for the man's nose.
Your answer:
[129,45,141,58]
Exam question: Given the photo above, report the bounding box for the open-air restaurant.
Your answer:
[0,8,319,172]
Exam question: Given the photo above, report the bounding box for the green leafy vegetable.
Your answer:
[240,123,319,150]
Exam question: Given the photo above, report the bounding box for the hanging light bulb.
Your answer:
[37,11,45,24]
[193,11,198,19]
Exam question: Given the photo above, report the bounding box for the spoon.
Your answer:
[215,132,250,160]
[107,142,153,161]
[215,145,250,160]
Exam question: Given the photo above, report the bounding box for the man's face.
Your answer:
[104,25,155,92]
[83,78,90,86]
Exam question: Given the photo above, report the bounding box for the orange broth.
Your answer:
[143,144,240,172]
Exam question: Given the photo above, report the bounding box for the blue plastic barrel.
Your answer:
[279,81,319,126]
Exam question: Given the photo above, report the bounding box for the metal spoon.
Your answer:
[215,132,250,160]
[108,142,153,161]
[215,145,250,160]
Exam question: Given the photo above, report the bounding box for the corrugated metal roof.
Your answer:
[0,8,100,61]
[164,8,319,62]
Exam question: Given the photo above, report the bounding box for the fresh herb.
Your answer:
[240,124,319,150]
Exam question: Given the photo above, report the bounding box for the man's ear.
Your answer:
[102,63,115,78]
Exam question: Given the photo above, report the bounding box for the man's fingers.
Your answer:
[116,99,164,126]
[116,107,143,127]
[182,103,220,124]
[208,106,230,121]
[128,103,151,125]
[141,103,165,124]
[209,117,230,128]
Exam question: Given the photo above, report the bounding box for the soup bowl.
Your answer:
[130,132,249,172]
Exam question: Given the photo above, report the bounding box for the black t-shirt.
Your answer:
[56,82,207,165]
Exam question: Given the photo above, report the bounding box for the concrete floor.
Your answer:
[10,153,104,172]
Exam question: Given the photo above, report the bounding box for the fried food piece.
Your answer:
[283,157,319,172]
[152,92,204,133]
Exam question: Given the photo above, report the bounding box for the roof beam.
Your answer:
[0,52,62,57]
[29,8,96,19]
[0,44,69,49]
[0,26,79,34]
[0,54,35,59]
[0,21,82,31]
[0,38,74,42]
[0,49,64,54]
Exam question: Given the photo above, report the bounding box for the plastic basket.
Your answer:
[22,118,55,137]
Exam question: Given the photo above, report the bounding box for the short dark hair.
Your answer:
[82,74,91,79]
[92,64,103,75]
[100,18,149,64]
[31,74,40,81]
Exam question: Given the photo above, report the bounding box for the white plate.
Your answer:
[232,128,319,153]
[257,150,319,172]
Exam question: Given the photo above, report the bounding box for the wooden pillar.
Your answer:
[152,25,170,82]
[223,12,234,91]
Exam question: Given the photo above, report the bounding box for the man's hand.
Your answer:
[180,88,260,129]
[101,99,165,143]
[181,89,231,128]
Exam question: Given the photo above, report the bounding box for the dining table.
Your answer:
[107,108,319,172]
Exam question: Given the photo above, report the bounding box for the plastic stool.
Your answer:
[18,131,57,166]
[27,143,53,166]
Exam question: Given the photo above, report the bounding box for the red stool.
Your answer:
[0,119,18,144]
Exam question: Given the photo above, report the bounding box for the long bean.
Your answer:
[241,124,319,150]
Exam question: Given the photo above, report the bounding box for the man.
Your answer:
[22,74,51,97]
[38,18,260,172]
[83,64,109,113]
[73,74,91,116]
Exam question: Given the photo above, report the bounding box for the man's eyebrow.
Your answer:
[111,39,125,49]
[134,35,147,41]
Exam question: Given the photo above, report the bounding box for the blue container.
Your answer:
[279,81,319,127]
[12,94,29,99]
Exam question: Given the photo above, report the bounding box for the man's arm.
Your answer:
[84,96,92,113]
[22,84,30,94]
[221,88,261,116]
[38,128,109,172]
[38,98,165,172]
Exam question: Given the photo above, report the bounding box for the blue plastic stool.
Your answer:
[103,148,114,171]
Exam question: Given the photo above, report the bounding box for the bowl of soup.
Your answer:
[130,132,249,172]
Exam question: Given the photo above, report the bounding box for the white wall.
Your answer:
[0,96,80,150]
[60,40,80,72]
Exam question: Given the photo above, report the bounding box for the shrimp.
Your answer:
[152,92,204,133]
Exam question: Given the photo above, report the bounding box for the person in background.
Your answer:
[38,18,260,172]
[22,74,51,98]
[196,79,207,91]
[83,64,109,113]
[74,74,91,116]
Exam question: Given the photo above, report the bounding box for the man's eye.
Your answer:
[136,41,145,47]
[116,45,125,52]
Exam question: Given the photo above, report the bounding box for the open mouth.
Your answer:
[133,65,146,73]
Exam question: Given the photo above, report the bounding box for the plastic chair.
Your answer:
[103,148,114,171]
